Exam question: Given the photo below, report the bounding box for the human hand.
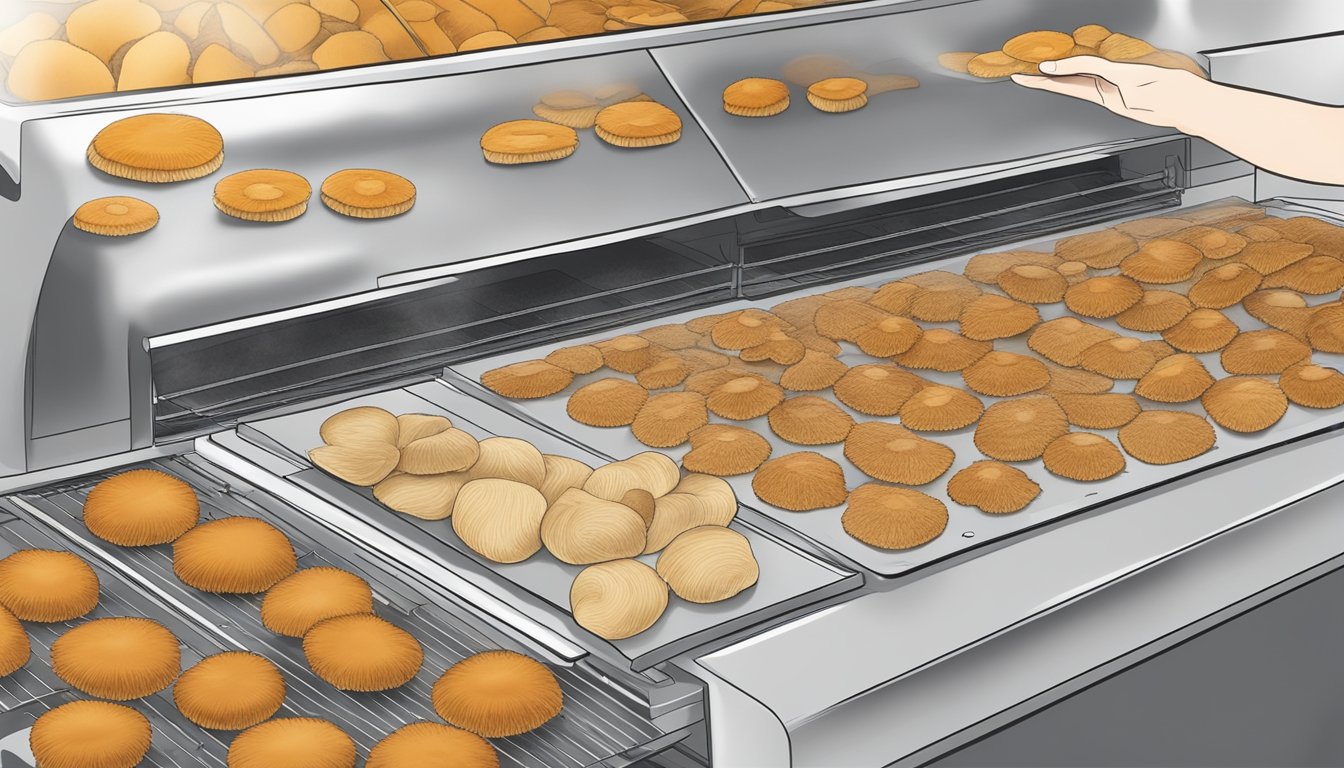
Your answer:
[1011,56,1210,132]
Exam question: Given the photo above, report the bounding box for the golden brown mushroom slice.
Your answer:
[1042,432,1126,481]
[960,351,1050,397]
[1201,377,1288,433]
[1118,411,1216,465]
[567,378,649,427]
[1115,290,1194,332]
[1279,362,1344,408]
[1188,263,1263,309]
[832,364,925,416]
[946,461,1041,514]
[841,484,948,550]
[1134,354,1215,403]
[631,391,708,448]
[898,385,984,431]
[1220,330,1311,374]
[973,396,1069,462]
[682,424,772,476]
[892,329,991,372]
[1120,239,1203,284]
[1063,275,1144,318]
[843,422,954,486]
[958,294,1041,340]
[1161,309,1240,353]
[751,452,848,511]
[767,395,856,444]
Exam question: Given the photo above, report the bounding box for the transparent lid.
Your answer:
[0,0,843,105]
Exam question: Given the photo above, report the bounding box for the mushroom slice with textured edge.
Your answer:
[656,526,758,603]
[541,488,647,565]
[570,559,669,640]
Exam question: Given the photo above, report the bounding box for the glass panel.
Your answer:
[0,0,847,104]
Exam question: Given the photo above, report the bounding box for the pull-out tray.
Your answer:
[14,457,669,768]
[239,384,860,672]
[446,199,1344,578]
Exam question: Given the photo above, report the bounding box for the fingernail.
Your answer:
[1039,60,1057,73]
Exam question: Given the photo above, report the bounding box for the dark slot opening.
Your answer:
[148,140,1185,439]
[150,221,736,437]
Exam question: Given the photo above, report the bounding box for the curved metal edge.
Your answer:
[193,434,589,664]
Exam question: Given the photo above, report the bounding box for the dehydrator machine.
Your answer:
[6,0,1344,765]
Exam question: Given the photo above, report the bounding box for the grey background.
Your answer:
[929,564,1344,768]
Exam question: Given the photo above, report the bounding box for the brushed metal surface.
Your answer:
[21,49,745,463]
[8,0,1344,481]
[782,436,1344,767]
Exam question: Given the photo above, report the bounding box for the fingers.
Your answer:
[1011,73,1108,106]
[1039,55,1156,85]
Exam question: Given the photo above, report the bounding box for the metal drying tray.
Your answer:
[14,457,668,768]
[0,502,236,767]
[446,198,1344,578]
[237,384,860,673]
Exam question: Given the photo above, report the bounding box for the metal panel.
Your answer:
[926,562,1344,767]
[20,49,747,464]
[26,49,746,344]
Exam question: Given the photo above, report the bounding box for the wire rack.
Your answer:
[15,457,668,767]
[0,508,229,767]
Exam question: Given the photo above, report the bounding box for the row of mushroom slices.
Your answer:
[309,405,759,640]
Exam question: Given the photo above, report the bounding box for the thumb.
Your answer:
[1039,55,1138,83]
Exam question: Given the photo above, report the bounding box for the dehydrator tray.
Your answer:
[0,502,234,767]
[446,199,1344,578]
[239,384,860,672]
[14,456,669,768]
